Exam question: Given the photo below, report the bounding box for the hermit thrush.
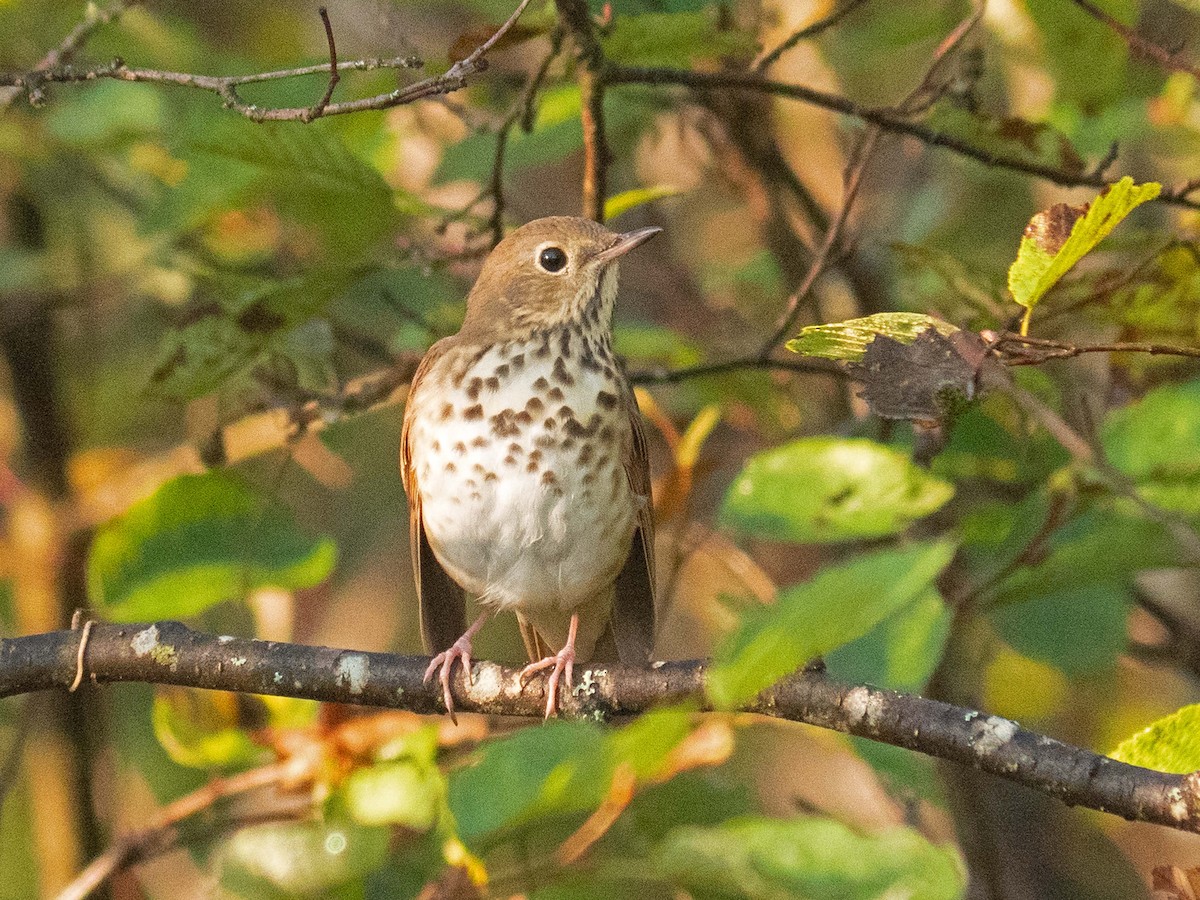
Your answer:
[401,216,660,719]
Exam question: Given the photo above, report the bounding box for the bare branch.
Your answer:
[3,621,1199,836]
[1,0,534,123]
[302,6,340,123]
[996,332,1200,363]
[756,0,872,72]
[555,0,609,221]
[1068,0,1200,80]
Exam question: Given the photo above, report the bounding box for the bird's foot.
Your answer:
[519,643,576,719]
[424,635,474,724]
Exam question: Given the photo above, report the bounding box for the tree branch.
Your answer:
[3,621,1199,836]
[555,0,609,221]
[1067,0,1200,80]
[604,64,1200,211]
[1,0,533,123]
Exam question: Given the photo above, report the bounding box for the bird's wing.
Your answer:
[612,389,657,663]
[401,344,467,653]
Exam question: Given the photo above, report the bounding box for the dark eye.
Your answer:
[538,246,568,273]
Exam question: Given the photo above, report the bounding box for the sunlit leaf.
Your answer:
[152,688,268,770]
[221,819,389,896]
[787,313,959,361]
[721,437,954,543]
[88,472,337,620]
[342,759,444,830]
[648,816,966,900]
[1111,704,1200,774]
[1007,177,1160,332]
[708,541,957,708]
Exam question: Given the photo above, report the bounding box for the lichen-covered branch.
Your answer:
[3,621,1198,835]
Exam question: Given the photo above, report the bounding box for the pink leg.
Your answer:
[423,612,488,723]
[519,612,578,719]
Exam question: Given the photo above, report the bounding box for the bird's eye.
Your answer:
[537,246,568,273]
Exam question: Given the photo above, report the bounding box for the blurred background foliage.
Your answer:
[2,0,1200,897]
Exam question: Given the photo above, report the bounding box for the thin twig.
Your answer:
[629,355,848,384]
[2,0,534,123]
[555,0,608,221]
[757,0,872,72]
[998,332,1200,362]
[603,64,1200,211]
[1068,0,1200,80]
[302,7,340,123]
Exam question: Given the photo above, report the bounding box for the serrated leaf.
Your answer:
[708,541,957,708]
[602,10,758,67]
[88,471,337,620]
[1111,705,1200,774]
[787,313,959,361]
[721,437,954,543]
[604,185,681,221]
[649,816,966,900]
[1007,177,1160,332]
[1102,379,1200,514]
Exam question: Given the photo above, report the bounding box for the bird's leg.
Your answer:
[519,612,578,719]
[424,612,488,723]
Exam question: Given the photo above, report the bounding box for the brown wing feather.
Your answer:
[612,391,657,663]
[401,343,467,653]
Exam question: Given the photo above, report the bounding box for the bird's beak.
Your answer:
[592,226,663,265]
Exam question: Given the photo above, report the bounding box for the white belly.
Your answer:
[407,338,638,613]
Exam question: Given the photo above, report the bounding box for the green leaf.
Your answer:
[708,541,957,708]
[151,688,268,770]
[342,759,444,830]
[604,185,682,221]
[649,816,965,900]
[602,11,757,68]
[1111,705,1200,774]
[220,819,389,897]
[448,719,608,842]
[1007,177,1160,331]
[825,587,951,691]
[88,472,337,620]
[990,583,1130,676]
[721,437,954,543]
[787,313,959,361]
[1102,379,1200,514]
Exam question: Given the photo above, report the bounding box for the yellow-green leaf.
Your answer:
[787,313,958,361]
[604,185,681,222]
[1111,704,1200,774]
[1007,177,1160,333]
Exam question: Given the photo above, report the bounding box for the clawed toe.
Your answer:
[424,637,474,724]
[519,646,575,719]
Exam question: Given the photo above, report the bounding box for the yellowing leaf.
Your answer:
[604,185,681,221]
[1007,177,1161,334]
[787,313,958,361]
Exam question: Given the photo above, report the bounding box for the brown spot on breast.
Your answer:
[526,459,539,473]
[453,442,467,455]
[445,461,457,472]
[542,470,558,485]
[466,378,483,401]
[463,404,484,421]
[552,356,575,386]
[533,376,550,391]
[560,330,572,357]
[535,334,552,358]
[490,411,520,438]
[440,403,454,421]
[472,436,488,448]
[484,471,498,482]
[548,387,565,402]
[494,364,510,379]
[485,376,500,391]
[465,478,477,488]
[535,434,555,449]
[543,418,557,430]
[431,440,441,452]
[507,442,523,455]
[557,405,574,419]
[561,437,576,450]
[526,397,544,414]
[582,471,595,485]
[515,410,533,425]
[471,491,482,501]
[504,455,517,466]
[497,342,511,359]
[600,424,615,441]
[510,353,525,370]
[529,450,543,463]
[596,391,618,410]
[578,445,594,465]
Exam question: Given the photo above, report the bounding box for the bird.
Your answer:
[400,215,660,720]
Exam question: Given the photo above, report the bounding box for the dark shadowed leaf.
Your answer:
[826,587,951,691]
[848,329,983,424]
[721,437,954,543]
[602,10,758,67]
[708,541,957,708]
[88,471,336,620]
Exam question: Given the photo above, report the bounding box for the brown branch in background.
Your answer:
[1,0,534,123]
[756,0,872,71]
[997,332,1200,363]
[303,6,340,123]
[630,355,849,384]
[3,621,1200,836]
[604,64,1200,211]
[0,0,141,110]
[56,759,309,900]
[555,0,609,221]
[1068,0,1200,80]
